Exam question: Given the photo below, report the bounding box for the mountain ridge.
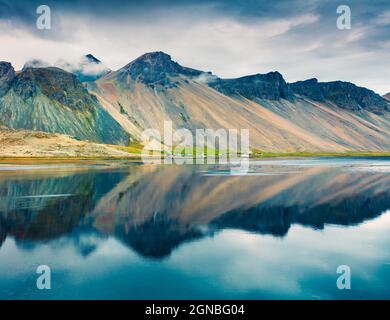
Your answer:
[90,51,390,152]
[209,71,293,101]
[0,51,389,153]
[0,62,129,145]
[104,51,204,86]
[289,78,389,114]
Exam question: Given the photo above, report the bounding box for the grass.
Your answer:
[113,141,144,154]
[250,150,390,158]
[1,146,389,163]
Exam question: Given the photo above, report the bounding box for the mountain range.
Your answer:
[1,51,389,153]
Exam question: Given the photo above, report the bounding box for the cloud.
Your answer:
[23,58,51,68]
[0,0,389,94]
[54,55,109,76]
[193,72,219,84]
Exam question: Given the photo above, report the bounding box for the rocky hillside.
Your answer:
[104,51,204,86]
[0,62,129,145]
[289,78,389,114]
[209,72,293,100]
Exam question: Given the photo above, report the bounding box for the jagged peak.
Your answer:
[12,66,97,112]
[110,51,203,86]
[209,70,293,100]
[221,71,285,82]
[121,51,179,72]
[289,78,389,113]
[0,61,14,71]
[290,78,318,85]
[85,54,101,64]
[133,51,172,63]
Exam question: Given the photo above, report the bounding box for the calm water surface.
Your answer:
[0,157,389,299]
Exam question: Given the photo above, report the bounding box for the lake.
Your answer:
[0,157,389,299]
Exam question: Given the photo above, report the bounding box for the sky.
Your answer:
[0,0,389,94]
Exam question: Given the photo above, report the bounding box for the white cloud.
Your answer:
[55,55,109,76]
[0,7,388,94]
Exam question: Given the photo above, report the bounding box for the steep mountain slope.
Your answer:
[0,62,129,145]
[384,93,390,102]
[90,52,390,152]
[92,66,337,151]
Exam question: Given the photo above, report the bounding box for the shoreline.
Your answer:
[0,152,389,164]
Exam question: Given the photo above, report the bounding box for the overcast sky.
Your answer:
[0,0,389,94]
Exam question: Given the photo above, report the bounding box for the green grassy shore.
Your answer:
[0,151,389,164]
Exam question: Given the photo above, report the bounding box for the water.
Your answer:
[0,157,389,299]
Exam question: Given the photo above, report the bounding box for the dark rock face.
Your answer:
[85,54,101,64]
[0,62,16,97]
[14,67,96,111]
[118,51,203,85]
[288,78,325,101]
[290,78,389,114]
[0,66,129,145]
[209,72,293,100]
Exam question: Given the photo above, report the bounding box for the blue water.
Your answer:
[0,158,389,299]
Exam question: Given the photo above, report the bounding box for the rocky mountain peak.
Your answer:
[0,62,16,96]
[134,51,173,64]
[289,79,389,114]
[115,51,203,86]
[0,64,128,145]
[14,67,95,111]
[85,54,101,64]
[209,71,293,100]
[288,78,325,102]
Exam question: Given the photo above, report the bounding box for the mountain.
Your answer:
[289,78,389,114]
[384,92,390,102]
[90,51,390,152]
[0,62,14,96]
[0,62,129,145]
[209,72,293,100]
[104,51,204,86]
[1,51,389,153]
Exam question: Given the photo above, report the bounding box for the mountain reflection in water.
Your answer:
[0,159,389,259]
